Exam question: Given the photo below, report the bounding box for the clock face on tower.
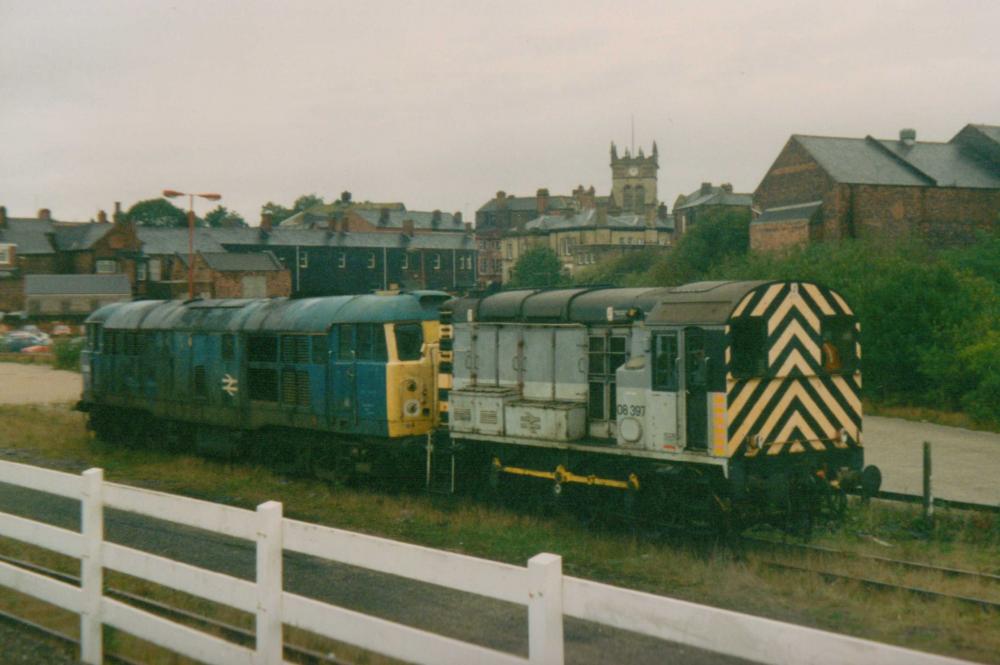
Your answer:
[627,167,639,176]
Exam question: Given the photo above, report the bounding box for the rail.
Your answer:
[0,459,975,665]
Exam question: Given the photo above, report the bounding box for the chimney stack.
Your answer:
[38,208,51,221]
[596,199,608,226]
[536,188,550,214]
[97,210,108,224]
[378,207,390,226]
[464,221,472,233]
[454,211,463,224]
[260,212,273,233]
[431,210,442,227]
[114,202,123,223]
[403,218,415,237]
[721,183,733,193]
[900,128,917,146]
[0,206,6,228]
[700,182,712,196]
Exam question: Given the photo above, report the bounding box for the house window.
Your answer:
[149,258,162,281]
[338,253,346,269]
[136,262,147,281]
[0,244,12,265]
[433,253,441,270]
[299,252,308,269]
[367,253,376,269]
[505,243,512,260]
[96,259,116,274]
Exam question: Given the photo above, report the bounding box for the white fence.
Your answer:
[0,459,973,665]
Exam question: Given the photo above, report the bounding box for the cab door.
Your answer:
[332,324,357,426]
[683,326,708,451]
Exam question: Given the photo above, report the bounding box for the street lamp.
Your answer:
[162,190,222,300]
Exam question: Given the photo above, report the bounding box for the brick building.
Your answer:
[672,182,752,236]
[752,124,1000,252]
[477,141,663,286]
[169,252,290,299]
[500,204,673,281]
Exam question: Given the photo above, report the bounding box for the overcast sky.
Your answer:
[1,0,997,224]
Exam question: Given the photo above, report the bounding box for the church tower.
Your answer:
[610,141,659,214]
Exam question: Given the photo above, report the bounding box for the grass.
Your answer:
[0,403,998,663]
[864,398,1000,434]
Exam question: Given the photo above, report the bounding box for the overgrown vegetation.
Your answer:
[52,339,82,371]
[0,404,997,663]
[575,211,1000,428]
[508,246,568,288]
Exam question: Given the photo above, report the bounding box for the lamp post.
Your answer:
[162,190,222,300]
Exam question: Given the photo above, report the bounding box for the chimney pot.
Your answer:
[900,128,917,144]
[38,208,51,221]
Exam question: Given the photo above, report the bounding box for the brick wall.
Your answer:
[749,219,813,253]
[0,277,23,311]
[754,139,835,212]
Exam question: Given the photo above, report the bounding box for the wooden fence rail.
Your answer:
[0,460,973,665]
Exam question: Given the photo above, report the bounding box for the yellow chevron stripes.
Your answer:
[831,290,852,314]
[768,288,820,334]
[751,284,784,317]
[732,292,755,318]
[803,283,835,316]
[769,321,821,365]
[756,382,836,445]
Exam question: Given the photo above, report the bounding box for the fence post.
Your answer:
[923,441,933,521]
[256,501,283,665]
[528,553,564,665]
[80,468,104,665]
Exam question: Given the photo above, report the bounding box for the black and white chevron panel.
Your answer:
[726,282,862,458]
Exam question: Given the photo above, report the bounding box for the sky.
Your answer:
[1,0,998,224]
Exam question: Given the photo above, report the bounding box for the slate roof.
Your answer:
[137,227,226,255]
[53,223,113,251]
[216,226,475,250]
[753,201,824,225]
[279,207,466,232]
[793,132,1000,188]
[523,210,673,232]
[0,219,56,255]
[477,195,577,213]
[675,185,752,210]
[353,209,465,232]
[24,274,131,296]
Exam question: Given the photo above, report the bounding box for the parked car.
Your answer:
[51,324,73,337]
[21,344,52,354]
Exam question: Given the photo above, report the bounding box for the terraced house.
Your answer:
[752,124,1000,251]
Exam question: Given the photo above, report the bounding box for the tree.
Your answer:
[261,201,293,224]
[509,246,567,288]
[204,205,247,228]
[647,206,751,285]
[293,194,325,213]
[126,199,189,227]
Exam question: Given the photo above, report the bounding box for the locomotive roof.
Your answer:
[87,291,450,333]
[452,281,775,325]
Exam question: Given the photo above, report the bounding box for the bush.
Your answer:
[53,338,83,372]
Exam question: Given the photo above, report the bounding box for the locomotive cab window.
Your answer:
[821,317,858,373]
[730,318,767,378]
[652,332,679,391]
[394,323,423,361]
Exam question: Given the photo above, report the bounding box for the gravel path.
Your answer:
[0,620,77,664]
[0,363,81,405]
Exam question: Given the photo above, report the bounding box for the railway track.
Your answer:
[744,536,1000,612]
[0,553,352,665]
